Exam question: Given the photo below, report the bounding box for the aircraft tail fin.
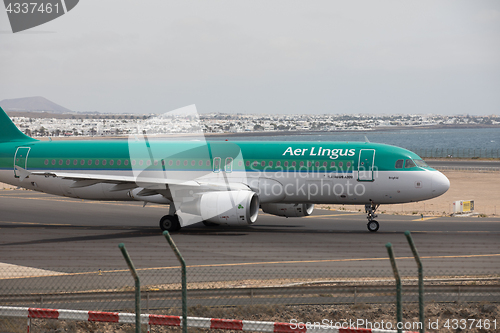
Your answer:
[0,106,37,143]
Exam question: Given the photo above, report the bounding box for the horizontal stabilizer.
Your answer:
[14,166,31,181]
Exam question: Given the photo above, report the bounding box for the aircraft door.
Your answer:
[14,147,31,178]
[358,149,375,181]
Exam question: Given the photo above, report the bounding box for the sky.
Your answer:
[1,0,499,115]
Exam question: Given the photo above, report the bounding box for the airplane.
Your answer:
[0,106,450,232]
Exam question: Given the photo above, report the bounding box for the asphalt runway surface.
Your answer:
[1,190,499,277]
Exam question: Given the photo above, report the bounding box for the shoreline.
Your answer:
[204,124,500,138]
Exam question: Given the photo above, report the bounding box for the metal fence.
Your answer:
[408,148,500,159]
[1,262,499,332]
[1,270,499,311]
[1,231,500,333]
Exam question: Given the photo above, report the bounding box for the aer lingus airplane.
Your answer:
[0,107,449,232]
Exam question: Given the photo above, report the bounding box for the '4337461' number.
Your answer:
[5,2,59,14]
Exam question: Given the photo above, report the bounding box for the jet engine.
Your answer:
[261,203,314,217]
[181,191,259,225]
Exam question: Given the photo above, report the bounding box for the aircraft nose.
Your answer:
[432,171,450,197]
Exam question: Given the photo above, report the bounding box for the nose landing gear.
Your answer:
[365,202,380,232]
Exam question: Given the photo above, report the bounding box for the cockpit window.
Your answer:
[414,159,428,168]
[405,159,416,168]
[395,159,404,169]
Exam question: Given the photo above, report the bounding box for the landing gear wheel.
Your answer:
[202,221,219,227]
[159,215,181,232]
[367,220,379,232]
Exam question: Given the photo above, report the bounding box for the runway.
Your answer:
[0,190,498,311]
[1,190,499,277]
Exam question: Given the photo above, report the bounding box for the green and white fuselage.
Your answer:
[0,107,450,232]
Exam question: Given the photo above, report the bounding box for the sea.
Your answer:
[209,127,500,158]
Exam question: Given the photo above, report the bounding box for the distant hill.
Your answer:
[0,96,73,113]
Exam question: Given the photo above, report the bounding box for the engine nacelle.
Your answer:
[181,191,259,225]
[261,203,314,217]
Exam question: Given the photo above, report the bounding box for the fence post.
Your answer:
[386,243,402,333]
[118,243,141,333]
[404,231,424,333]
[163,231,187,333]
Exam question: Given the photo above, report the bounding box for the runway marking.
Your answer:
[0,263,65,279]
[411,230,494,233]
[3,253,499,280]
[412,217,440,221]
[0,221,71,226]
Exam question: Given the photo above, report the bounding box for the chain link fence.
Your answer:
[1,260,499,332]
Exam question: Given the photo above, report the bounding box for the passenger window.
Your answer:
[405,159,416,168]
[395,159,404,169]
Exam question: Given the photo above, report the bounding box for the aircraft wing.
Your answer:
[17,166,250,191]
[22,168,199,187]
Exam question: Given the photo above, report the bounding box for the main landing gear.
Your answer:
[365,202,380,232]
[159,205,181,232]
[159,215,181,232]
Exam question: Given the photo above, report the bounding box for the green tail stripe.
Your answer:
[0,106,37,143]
